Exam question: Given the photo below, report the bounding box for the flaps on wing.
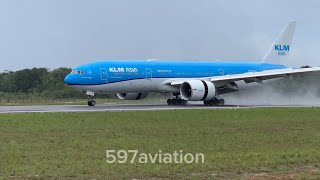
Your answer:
[209,67,320,83]
[167,67,320,85]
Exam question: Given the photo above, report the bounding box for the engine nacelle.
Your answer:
[116,93,148,100]
[180,80,216,101]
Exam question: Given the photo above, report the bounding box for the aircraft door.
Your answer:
[145,68,152,79]
[218,69,224,76]
[100,68,108,82]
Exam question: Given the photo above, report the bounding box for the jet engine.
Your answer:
[180,80,216,101]
[116,93,148,100]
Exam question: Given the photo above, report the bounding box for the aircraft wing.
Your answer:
[169,67,320,85]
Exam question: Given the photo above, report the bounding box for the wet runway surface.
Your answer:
[0,104,249,113]
[0,103,319,114]
[0,104,319,113]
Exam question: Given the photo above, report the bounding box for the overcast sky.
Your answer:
[0,0,319,71]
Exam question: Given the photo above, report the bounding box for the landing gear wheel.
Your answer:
[86,91,96,107]
[204,100,214,106]
[172,99,178,105]
[217,99,225,106]
[167,98,187,106]
[180,99,187,106]
[88,100,96,106]
[204,98,225,106]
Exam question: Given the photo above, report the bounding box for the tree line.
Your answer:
[0,68,87,99]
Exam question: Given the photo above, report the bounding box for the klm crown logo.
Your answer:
[274,45,290,56]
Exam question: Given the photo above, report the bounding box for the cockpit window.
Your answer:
[70,70,84,75]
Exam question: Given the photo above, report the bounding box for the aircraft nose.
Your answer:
[64,75,73,85]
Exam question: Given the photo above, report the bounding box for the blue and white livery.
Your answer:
[64,21,320,106]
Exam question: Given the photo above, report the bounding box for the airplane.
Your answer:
[64,20,320,106]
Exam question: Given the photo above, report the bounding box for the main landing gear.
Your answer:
[166,94,225,106]
[86,91,96,106]
[167,94,187,106]
[203,97,225,106]
[167,98,187,106]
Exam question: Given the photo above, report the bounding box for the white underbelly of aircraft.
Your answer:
[72,78,179,93]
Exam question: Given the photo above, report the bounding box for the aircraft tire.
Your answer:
[88,100,96,106]
[204,98,225,106]
[218,99,225,106]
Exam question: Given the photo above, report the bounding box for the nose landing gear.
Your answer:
[86,91,96,107]
[88,98,96,106]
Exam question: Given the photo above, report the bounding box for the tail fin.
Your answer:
[262,20,296,64]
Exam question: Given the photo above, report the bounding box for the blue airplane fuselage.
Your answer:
[64,60,286,86]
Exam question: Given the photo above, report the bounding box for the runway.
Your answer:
[0,104,246,113]
[0,103,318,114]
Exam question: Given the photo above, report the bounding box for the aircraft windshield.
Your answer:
[70,70,84,75]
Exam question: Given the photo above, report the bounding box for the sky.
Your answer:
[0,0,319,71]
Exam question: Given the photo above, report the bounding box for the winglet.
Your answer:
[262,20,296,64]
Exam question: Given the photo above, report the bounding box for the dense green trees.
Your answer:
[0,68,84,98]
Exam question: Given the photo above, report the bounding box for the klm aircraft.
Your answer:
[64,21,320,106]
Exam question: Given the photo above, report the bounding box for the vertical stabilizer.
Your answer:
[262,20,296,64]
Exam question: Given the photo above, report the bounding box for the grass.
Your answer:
[0,108,319,179]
